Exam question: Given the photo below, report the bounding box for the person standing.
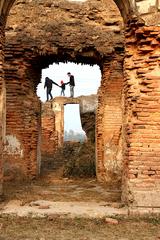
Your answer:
[44,77,59,101]
[67,72,75,98]
[60,80,67,96]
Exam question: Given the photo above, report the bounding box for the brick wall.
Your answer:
[0,16,5,196]
[41,97,81,157]
[122,19,160,207]
[41,101,58,157]
[41,96,97,157]
[96,55,124,188]
[4,46,41,180]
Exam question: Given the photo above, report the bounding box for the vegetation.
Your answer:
[64,130,86,142]
[63,141,96,178]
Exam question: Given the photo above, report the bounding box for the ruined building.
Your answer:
[0,0,159,208]
[4,0,124,185]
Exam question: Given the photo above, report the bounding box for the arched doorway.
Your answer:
[0,0,160,208]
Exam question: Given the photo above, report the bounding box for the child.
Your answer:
[60,80,66,96]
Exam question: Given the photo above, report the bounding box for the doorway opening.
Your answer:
[41,62,101,179]
[64,104,86,142]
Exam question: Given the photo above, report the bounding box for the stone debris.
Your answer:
[38,205,50,210]
[0,223,3,230]
[105,217,119,224]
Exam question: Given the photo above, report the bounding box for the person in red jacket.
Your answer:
[60,80,67,96]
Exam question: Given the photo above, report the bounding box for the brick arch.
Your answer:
[114,0,133,21]
[0,0,14,17]
[3,0,125,181]
[1,0,133,22]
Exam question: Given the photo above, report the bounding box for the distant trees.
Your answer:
[64,130,87,142]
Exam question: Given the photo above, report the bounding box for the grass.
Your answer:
[0,215,160,240]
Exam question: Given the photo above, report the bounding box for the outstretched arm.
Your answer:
[52,81,59,87]
[49,78,59,87]
[47,77,59,87]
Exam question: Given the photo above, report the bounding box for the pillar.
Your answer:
[96,55,124,186]
[122,19,160,207]
[4,48,41,180]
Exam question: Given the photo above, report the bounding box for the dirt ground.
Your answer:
[1,173,160,240]
[0,215,160,240]
[3,172,121,204]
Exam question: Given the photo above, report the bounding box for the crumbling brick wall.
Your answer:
[41,96,97,158]
[96,54,124,187]
[4,46,41,180]
[122,19,160,207]
[0,16,5,195]
[3,0,124,180]
[41,101,58,157]
[41,97,80,157]
[0,0,160,207]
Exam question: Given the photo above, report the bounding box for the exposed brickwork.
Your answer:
[41,96,97,157]
[0,0,159,207]
[4,46,41,180]
[41,102,58,157]
[2,0,123,180]
[122,19,160,206]
[5,0,123,63]
[2,0,160,26]
[41,98,80,157]
[96,55,124,187]
[0,16,5,196]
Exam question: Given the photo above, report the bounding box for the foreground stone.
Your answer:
[1,200,160,219]
[1,200,127,218]
[105,217,119,224]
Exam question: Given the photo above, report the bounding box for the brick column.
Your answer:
[96,55,123,186]
[41,101,58,157]
[0,16,5,196]
[122,19,160,207]
[52,101,64,148]
[4,50,41,180]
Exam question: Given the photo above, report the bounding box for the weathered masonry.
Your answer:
[0,0,159,208]
[42,98,80,157]
[4,0,124,186]
[42,95,97,157]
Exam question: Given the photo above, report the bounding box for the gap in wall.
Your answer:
[40,61,101,178]
[64,104,86,142]
[37,62,101,102]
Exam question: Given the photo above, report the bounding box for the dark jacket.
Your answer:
[69,75,75,87]
[61,83,68,90]
[44,77,59,89]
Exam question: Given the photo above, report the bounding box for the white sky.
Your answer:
[37,62,101,132]
[64,104,85,133]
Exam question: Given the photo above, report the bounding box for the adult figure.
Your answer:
[44,77,59,101]
[67,72,75,98]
